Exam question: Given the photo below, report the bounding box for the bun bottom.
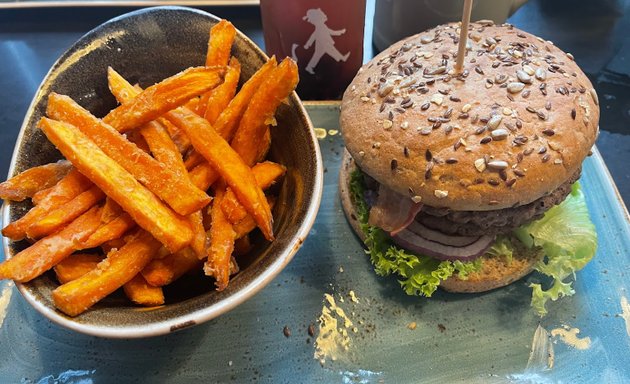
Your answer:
[339,149,542,294]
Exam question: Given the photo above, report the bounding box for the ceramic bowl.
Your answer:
[1,6,323,338]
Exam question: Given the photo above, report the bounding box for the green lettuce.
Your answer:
[515,183,597,315]
[349,170,597,316]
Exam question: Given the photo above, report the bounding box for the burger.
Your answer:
[339,21,598,315]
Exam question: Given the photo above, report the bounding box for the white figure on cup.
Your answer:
[299,8,350,75]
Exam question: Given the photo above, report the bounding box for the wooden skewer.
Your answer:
[454,0,474,74]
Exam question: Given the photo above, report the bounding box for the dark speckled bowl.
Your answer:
[1,6,323,338]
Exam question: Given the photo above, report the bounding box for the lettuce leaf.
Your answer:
[349,169,482,297]
[514,183,597,316]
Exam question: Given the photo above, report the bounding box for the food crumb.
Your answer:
[339,266,344,273]
[308,323,315,337]
[407,322,417,330]
[283,326,291,337]
[228,360,233,367]
[438,323,446,333]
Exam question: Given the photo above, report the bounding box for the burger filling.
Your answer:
[349,166,597,315]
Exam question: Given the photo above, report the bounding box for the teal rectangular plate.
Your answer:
[0,102,629,383]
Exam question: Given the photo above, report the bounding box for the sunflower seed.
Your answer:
[535,68,547,81]
[516,70,532,84]
[491,128,509,140]
[487,160,509,170]
[507,82,525,93]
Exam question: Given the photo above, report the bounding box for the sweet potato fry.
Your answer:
[204,188,235,290]
[231,58,299,166]
[123,274,165,306]
[2,168,91,240]
[26,185,106,239]
[54,253,103,284]
[213,56,277,141]
[232,196,276,239]
[52,229,162,316]
[184,151,206,171]
[222,161,286,224]
[188,211,208,259]
[100,197,123,223]
[142,247,201,287]
[188,161,220,191]
[79,212,136,250]
[203,57,241,124]
[38,118,193,253]
[206,19,236,67]
[46,93,210,216]
[102,66,225,133]
[0,160,72,201]
[0,206,102,282]
[165,109,274,241]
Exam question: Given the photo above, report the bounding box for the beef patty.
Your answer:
[363,168,580,237]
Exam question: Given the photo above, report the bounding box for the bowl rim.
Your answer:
[1,5,324,338]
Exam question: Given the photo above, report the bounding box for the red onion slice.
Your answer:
[392,223,495,261]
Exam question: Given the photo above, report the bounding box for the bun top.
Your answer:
[340,21,599,211]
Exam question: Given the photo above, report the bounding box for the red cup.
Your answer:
[260,0,366,100]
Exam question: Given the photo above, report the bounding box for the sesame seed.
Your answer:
[537,111,547,120]
[421,102,430,111]
[521,90,531,99]
[449,96,461,102]
[524,148,534,156]
[506,178,517,187]
[526,106,536,114]
[542,153,551,163]
[480,137,492,144]
[542,129,555,136]
[571,109,577,120]
[425,149,433,161]
[411,196,422,203]
[487,179,500,186]
[403,147,409,157]
[391,159,398,170]
[538,146,547,154]
[502,107,513,116]
[535,68,546,81]
[420,127,432,135]
[446,158,458,164]
[372,142,381,149]
[545,101,552,111]
[358,150,365,157]
[462,103,472,113]
[554,159,563,164]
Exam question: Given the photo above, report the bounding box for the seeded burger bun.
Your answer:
[339,21,599,293]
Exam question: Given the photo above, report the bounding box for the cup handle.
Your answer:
[510,0,529,15]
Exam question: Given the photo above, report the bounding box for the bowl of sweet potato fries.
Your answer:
[0,6,323,337]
